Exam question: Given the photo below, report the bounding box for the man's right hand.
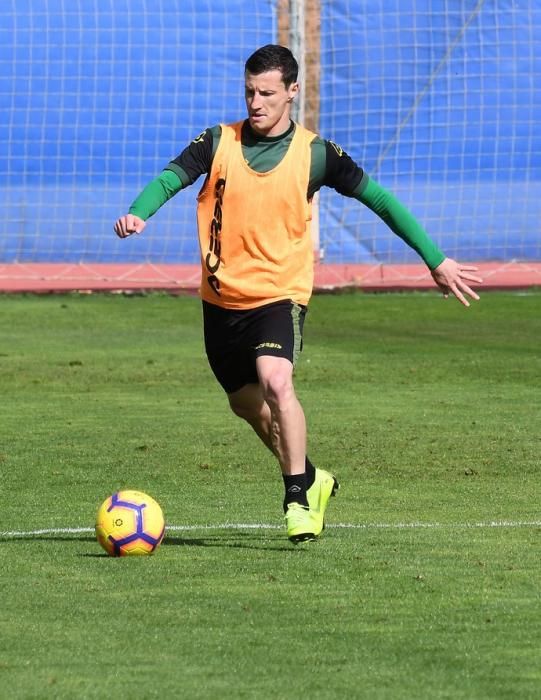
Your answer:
[114,214,146,238]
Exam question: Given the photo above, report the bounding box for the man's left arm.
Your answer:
[356,178,482,307]
[319,140,482,306]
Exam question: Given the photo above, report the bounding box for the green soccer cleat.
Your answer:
[307,468,340,536]
[285,502,316,543]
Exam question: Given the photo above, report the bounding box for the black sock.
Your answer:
[305,456,316,490]
[282,472,308,511]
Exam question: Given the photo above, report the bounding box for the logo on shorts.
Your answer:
[254,342,283,350]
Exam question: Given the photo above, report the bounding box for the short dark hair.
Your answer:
[244,45,298,87]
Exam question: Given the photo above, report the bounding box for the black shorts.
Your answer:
[203,299,307,394]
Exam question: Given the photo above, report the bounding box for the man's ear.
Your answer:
[288,82,299,102]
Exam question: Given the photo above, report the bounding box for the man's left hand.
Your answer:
[431,258,483,307]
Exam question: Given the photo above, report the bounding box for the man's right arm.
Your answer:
[130,127,216,220]
[115,128,218,236]
[128,169,183,221]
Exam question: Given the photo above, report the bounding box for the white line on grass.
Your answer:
[1,520,540,538]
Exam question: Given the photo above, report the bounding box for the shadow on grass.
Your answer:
[162,533,296,552]
[0,532,301,553]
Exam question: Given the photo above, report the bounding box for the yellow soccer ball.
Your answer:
[95,490,165,557]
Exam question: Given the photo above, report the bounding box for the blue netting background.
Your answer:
[1,0,539,264]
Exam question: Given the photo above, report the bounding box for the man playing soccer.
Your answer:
[114,44,482,543]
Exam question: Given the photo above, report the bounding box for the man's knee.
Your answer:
[229,398,251,421]
[257,360,295,409]
[228,385,265,422]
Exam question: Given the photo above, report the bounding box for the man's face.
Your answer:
[244,69,298,137]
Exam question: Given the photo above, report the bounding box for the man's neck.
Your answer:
[243,119,295,143]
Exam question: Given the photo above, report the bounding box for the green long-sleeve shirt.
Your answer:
[129,121,445,270]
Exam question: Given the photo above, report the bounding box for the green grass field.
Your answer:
[0,291,539,699]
